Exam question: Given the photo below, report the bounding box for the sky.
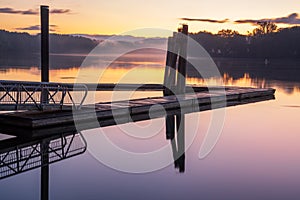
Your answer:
[0,0,300,36]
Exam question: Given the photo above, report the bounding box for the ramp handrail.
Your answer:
[0,80,88,111]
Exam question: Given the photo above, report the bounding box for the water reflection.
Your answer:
[167,114,185,173]
[0,131,86,200]
[0,63,299,96]
[0,56,299,199]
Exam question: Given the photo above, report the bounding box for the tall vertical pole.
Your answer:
[41,5,49,82]
[176,25,188,172]
[41,5,49,106]
[40,6,50,199]
[164,36,176,140]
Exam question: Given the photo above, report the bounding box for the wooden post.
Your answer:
[175,25,188,172]
[163,33,178,140]
[169,32,179,92]
[41,5,49,106]
[163,34,178,96]
[176,24,188,94]
[163,37,173,96]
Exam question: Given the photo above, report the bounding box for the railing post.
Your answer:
[16,84,20,110]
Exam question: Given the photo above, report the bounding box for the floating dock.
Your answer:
[0,86,275,136]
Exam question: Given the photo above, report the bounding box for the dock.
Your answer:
[0,86,275,136]
[0,22,276,137]
[0,18,276,138]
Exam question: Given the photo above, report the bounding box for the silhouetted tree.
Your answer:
[253,21,277,36]
[217,29,240,38]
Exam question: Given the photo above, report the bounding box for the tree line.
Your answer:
[0,23,300,62]
[191,23,300,59]
[0,30,98,57]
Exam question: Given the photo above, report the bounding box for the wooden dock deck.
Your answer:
[0,86,275,136]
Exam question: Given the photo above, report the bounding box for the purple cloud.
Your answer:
[235,13,300,25]
[0,7,38,15]
[15,25,58,32]
[0,7,71,15]
[50,9,71,14]
[180,17,229,23]
[0,8,20,14]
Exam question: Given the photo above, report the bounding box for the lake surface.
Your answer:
[0,56,300,200]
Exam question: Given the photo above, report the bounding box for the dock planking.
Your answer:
[0,86,275,135]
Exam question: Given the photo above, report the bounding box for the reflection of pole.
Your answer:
[41,140,49,200]
[176,114,185,173]
[41,5,49,107]
[165,115,175,140]
[169,114,185,173]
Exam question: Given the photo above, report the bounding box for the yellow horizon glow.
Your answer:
[0,0,300,36]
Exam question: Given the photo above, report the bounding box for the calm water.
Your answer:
[0,56,300,200]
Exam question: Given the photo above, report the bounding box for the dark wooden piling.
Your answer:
[176,24,188,95]
[163,35,178,96]
[163,34,176,140]
[163,37,174,96]
[41,5,49,105]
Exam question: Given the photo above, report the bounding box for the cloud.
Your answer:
[0,7,71,15]
[15,25,40,31]
[21,9,38,15]
[235,13,300,25]
[50,9,71,14]
[180,13,300,26]
[0,8,19,14]
[0,7,37,15]
[15,25,58,32]
[180,18,229,23]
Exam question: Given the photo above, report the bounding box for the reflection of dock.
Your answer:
[0,132,87,179]
[0,129,87,200]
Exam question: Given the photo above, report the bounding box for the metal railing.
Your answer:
[0,80,88,111]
